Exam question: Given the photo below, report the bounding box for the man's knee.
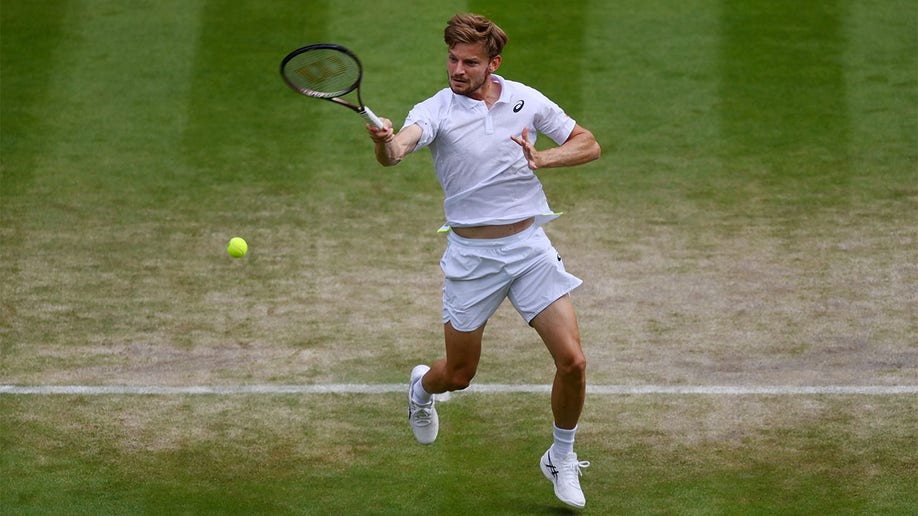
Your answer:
[445,366,476,391]
[556,351,587,379]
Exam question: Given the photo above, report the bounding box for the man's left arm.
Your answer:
[511,124,601,170]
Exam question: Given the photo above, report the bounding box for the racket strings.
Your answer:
[283,49,361,97]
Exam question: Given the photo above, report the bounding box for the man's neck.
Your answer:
[468,75,501,108]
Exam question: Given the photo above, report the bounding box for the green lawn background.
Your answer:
[2,0,916,514]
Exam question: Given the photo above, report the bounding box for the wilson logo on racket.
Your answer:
[294,55,348,84]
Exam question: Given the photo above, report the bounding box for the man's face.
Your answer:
[447,42,499,99]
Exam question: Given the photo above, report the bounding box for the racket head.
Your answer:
[280,43,364,99]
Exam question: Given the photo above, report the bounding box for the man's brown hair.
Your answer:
[444,13,508,59]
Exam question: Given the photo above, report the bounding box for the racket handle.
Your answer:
[360,106,385,129]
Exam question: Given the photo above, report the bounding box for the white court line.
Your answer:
[1,384,916,395]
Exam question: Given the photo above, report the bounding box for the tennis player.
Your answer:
[366,13,601,509]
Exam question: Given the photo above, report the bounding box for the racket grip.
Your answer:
[360,106,385,129]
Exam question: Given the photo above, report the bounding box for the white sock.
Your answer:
[411,376,432,405]
[551,423,578,457]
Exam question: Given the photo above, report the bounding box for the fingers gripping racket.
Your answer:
[280,43,384,129]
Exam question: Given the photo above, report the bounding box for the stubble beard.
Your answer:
[449,72,489,98]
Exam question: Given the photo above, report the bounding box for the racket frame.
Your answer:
[280,43,383,128]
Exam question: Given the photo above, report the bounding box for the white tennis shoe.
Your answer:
[408,365,438,445]
[540,448,590,509]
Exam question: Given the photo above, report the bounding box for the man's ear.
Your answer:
[489,55,502,73]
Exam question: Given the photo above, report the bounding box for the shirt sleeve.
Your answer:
[535,93,577,146]
[403,95,441,152]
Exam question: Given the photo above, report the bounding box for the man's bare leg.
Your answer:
[531,294,590,509]
[422,321,486,394]
[530,295,586,429]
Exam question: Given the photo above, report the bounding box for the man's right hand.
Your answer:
[367,118,394,144]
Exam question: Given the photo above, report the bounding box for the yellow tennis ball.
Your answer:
[227,237,248,258]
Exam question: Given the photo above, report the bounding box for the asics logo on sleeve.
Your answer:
[513,100,525,112]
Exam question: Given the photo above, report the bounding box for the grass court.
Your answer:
[2,0,916,514]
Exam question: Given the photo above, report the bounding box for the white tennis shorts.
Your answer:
[441,225,583,332]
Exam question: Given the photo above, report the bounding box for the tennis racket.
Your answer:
[280,43,384,129]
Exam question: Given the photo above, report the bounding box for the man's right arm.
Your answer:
[367,119,423,167]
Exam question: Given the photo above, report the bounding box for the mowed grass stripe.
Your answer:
[2,384,916,395]
[35,0,203,185]
[1,1,206,351]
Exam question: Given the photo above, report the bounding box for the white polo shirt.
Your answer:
[403,74,576,228]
